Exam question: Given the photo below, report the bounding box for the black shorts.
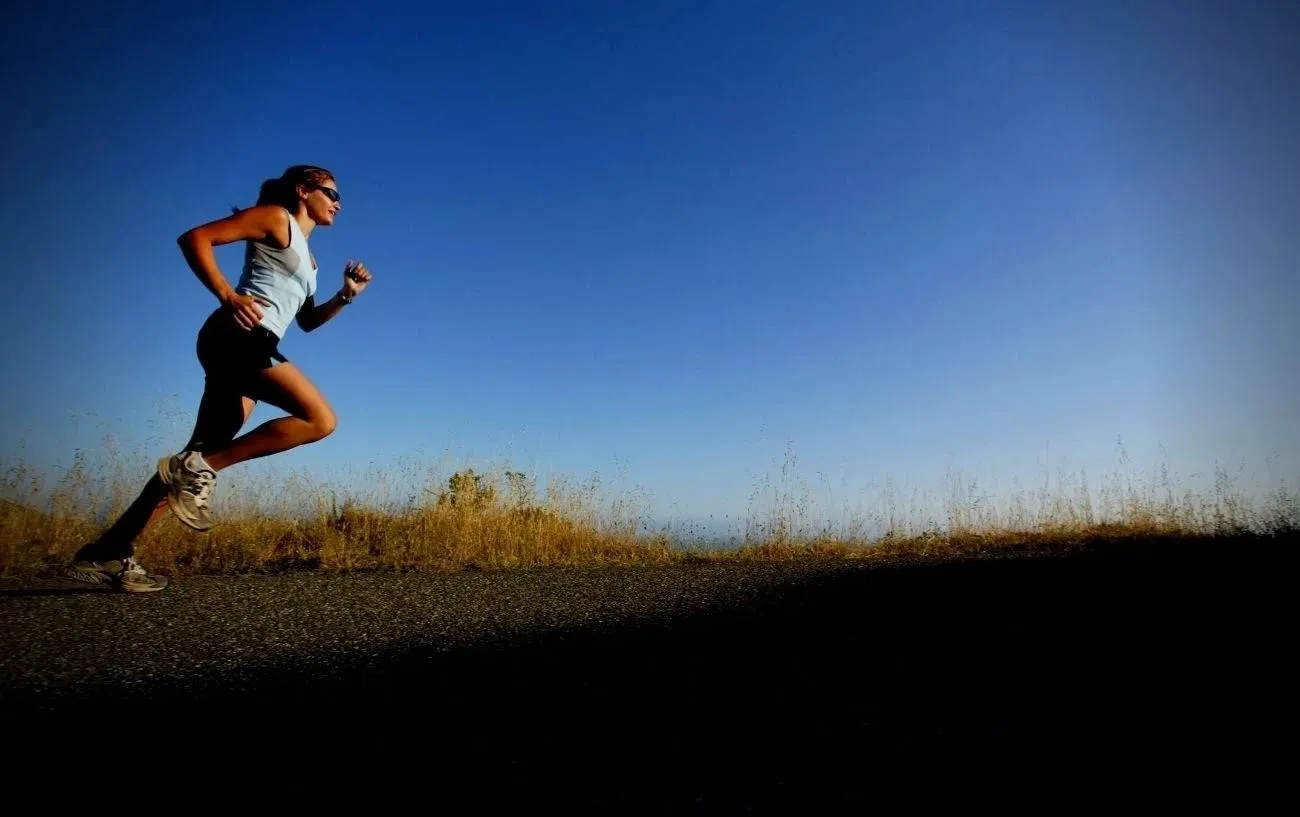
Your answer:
[196,307,289,388]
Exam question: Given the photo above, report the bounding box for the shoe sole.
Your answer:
[117,576,169,593]
[157,456,214,532]
[64,565,115,586]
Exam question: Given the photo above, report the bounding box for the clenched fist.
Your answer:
[342,260,372,299]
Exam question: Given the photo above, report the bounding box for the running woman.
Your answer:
[64,164,372,592]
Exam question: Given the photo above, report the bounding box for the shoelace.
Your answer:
[121,557,147,577]
[184,469,216,506]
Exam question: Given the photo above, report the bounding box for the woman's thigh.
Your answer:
[186,387,257,452]
[247,363,336,429]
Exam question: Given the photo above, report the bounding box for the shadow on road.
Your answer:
[0,585,116,598]
[4,535,1290,811]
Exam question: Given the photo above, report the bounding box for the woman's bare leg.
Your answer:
[199,363,337,472]
[154,363,335,533]
[73,388,256,563]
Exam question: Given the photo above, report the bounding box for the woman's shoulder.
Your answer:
[239,205,293,250]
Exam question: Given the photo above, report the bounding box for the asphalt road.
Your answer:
[2,537,1290,812]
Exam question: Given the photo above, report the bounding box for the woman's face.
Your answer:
[300,179,342,226]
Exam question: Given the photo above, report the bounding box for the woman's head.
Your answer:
[248,165,341,226]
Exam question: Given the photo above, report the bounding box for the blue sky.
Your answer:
[2,0,1297,533]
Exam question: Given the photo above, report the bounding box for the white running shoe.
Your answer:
[158,450,217,531]
[116,557,169,592]
[64,557,168,592]
[64,559,123,587]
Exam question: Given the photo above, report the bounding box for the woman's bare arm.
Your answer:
[177,205,288,329]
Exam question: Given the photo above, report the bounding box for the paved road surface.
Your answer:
[2,539,1289,811]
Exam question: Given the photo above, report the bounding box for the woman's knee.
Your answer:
[310,406,337,440]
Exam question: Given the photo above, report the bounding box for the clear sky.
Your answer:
[2,0,1297,534]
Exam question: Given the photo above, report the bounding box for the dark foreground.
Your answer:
[1,535,1290,811]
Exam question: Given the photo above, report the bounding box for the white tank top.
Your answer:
[236,208,318,338]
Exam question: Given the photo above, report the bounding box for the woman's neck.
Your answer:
[294,209,315,239]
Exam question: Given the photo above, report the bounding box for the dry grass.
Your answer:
[1,434,1296,577]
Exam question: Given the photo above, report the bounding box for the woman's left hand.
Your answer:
[342,260,372,298]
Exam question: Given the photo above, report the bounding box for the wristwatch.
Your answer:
[337,289,354,305]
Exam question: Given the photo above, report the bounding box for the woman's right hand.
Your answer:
[223,291,267,331]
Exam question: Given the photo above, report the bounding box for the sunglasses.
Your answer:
[309,184,342,203]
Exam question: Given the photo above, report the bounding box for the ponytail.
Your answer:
[257,177,296,208]
[232,165,336,215]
